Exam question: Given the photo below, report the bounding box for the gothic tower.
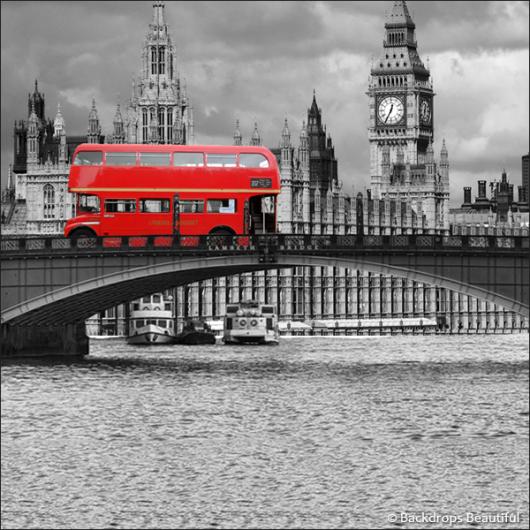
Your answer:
[367,0,434,198]
[306,91,338,192]
[112,101,125,144]
[87,98,101,143]
[126,1,194,145]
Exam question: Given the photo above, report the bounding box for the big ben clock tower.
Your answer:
[367,0,435,199]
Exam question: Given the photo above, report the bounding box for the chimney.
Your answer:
[463,187,472,206]
[478,180,487,199]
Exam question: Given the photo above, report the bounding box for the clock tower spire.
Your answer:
[367,0,434,199]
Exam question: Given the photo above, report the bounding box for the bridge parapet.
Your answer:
[1,233,528,257]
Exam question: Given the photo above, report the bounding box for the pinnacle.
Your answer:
[388,0,414,26]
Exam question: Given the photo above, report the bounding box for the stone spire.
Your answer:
[87,98,101,143]
[299,120,308,161]
[27,100,39,165]
[53,102,65,138]
[233,119,242,146]
[250,122,261,146]
[28,79,45,121]
[387,1,415,27]
[112,99,125,144]
[280,118,291,149]
[151,1,166,28]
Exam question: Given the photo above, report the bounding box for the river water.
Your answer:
[1,335,528,529]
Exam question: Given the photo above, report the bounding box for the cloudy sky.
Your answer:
[1,1,528,205]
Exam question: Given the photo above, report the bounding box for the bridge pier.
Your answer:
[1,322,88,358]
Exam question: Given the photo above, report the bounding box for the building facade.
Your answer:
[4,1,193,235]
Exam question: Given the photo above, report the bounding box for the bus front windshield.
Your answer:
[77,194,100,214]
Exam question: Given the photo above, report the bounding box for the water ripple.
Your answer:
[2,334,529,529]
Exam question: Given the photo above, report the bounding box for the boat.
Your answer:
[173,319,216,345]
[127,293,175,345]
[223,300,279,345]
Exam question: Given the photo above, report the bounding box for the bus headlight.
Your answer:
[251,178,272,188]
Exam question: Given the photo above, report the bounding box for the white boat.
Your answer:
[223,300,279,345]
[127,293,175,345]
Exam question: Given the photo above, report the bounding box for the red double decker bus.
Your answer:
[64,144,280,240]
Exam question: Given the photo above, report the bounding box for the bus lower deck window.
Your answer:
[181,200,204,213]
[207,199,236,213]
[140,199,170,213]
[78,194,100,213]
[105,199,136,213]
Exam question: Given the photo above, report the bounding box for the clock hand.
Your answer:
[384,104,393,123]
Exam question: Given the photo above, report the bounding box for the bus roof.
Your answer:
[73,143,275,156]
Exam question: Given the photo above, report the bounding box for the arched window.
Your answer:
[142,108,148,143]
[151,47,157,75]
[167,108,173,143]
[43,184,55,219]
[158,47,165,75]
[158,107,165,143]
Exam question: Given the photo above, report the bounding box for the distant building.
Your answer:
[449,170,529,228]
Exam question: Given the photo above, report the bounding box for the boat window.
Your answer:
[158,320,167,327]
[106,152,137,166]
[73,151,103,166]
[239,153,269,168]
[142,296,150,303]
[206,154,237,167]
[136,320,144,328]
[226,305,239,313]
[207,199,236,213]
[173,152,204,167]
[181,200,204,213]
[132,303,140,311]
[152,294,161,303]
[139,153,170,166]
[105,199,136,213]
[261,306,274,314]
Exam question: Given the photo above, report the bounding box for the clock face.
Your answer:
[420,99,432,125]
[378,96,404,125]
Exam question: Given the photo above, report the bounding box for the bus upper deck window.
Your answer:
[207,154,237,167]
[106,152,137,166]
[73,151,102,166]
[139,153,170,166]
[173,153,204,167]
[239,153,269,168]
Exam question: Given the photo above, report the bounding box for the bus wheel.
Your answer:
[208,229,233,249]
[70,228,96,243]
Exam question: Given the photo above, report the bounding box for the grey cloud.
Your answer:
[1,0,528,207]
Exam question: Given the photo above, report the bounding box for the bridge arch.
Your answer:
[2,254,528,326]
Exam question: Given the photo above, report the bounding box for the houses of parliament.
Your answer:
[2,1,528,334]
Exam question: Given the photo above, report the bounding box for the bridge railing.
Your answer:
[1,233,528,256]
